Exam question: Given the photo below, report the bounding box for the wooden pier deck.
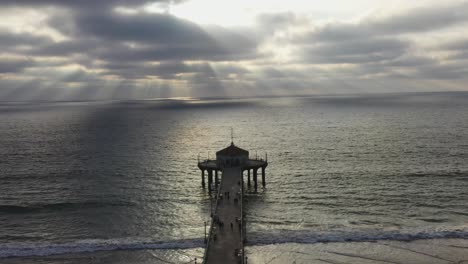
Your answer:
[204,167,244,264]
[198,143,267,263]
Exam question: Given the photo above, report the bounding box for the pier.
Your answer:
[198,142,268,264]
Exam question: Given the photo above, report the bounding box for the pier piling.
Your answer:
[262,166,266,187]
[253,169,258,192]
[201,170,205,188]
[208,170,213,192]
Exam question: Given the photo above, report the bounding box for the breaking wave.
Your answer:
[2,226,468,258]
[0,237,203,258]
[248,226,468,245]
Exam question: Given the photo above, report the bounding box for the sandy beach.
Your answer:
[247,239,468,264]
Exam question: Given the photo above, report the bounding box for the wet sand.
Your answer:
[247,239,468,264]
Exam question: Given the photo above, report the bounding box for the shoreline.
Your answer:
[1,238,467,264]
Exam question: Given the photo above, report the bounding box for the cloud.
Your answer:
[102,61,212,79]
[2,0,468,101]
[0,29,52,51]
[442,38,468,51]
[27,40,101,57]
[0,58,35,73]
[284,2,468,83]
[0,0,182,9]
[256,12,307,35]
[298,2,468,44]
[300,38,408,64]
[368,2,468,34]
[36,11,259,62]
[414,62,468,80]
[75,11,207,43]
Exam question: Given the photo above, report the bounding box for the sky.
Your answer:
[1,0,468,101]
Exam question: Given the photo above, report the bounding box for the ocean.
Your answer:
[1,92,468,263]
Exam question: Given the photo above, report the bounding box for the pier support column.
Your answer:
[208,170,213,192]
[262,166,266,187]
[215,170,219,185]
[201,170,205,188]
[247,169,251,186]
[253,168,258,192]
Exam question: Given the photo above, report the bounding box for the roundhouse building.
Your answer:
[216,143,249,167]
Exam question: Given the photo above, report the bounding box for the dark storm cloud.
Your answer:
[27,40,101,57]
[77,13,257,61]
[0,58,34,73]
[35,11,259,62]
[94,41,257,62]
[0,29,51,50]
[2,0,258,63]
[75,11,208,43]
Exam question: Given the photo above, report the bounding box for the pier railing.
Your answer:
[240,174,245,264]
[202,177,222,264]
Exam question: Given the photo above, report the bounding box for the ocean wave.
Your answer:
[2,227,468,258]
[247,226,468,246]
[0,237,203,258]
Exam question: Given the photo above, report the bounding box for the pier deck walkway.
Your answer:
[205,167,243,264]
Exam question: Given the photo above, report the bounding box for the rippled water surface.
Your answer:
[1,92,468,261]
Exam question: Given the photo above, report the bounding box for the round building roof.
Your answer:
[216,143,249,157]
